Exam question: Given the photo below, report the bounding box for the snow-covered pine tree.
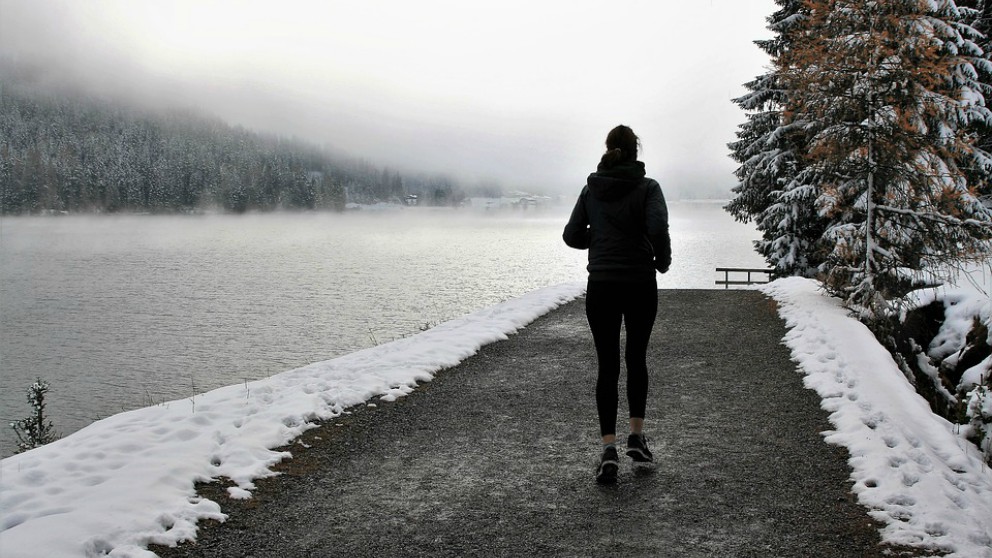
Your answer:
[957,0,992,203]
[726,1,803,222]
[727,0,826,277]
[780,0,992,318]
[10,378,60,453]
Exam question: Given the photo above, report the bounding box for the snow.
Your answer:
[0,283,586,558]
[762,277,992,557]
[2,278,991,557]
[929,290,990,363]
[905,265,991,396]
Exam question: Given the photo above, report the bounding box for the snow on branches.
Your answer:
[730,0,992,318]
[10,378,61,453]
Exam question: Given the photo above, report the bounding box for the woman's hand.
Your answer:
[654,257,670,274]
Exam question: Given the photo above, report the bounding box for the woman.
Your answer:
[563,124,671,484]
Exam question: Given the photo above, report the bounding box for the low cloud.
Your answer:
[0,0,775,196]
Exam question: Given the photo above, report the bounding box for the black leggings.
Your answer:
[585,280,658,437]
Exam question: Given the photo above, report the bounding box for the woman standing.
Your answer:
[563,125,671,484]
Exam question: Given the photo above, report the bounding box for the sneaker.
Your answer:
[595,446,619,484]
[626,433,655,469]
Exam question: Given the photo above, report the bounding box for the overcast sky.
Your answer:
[0,0,776,198]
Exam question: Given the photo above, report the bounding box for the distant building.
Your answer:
[468,192,552,211]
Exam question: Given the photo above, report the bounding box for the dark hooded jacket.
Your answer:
[562,160,671,282]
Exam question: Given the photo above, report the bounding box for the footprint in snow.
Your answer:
[172,429,200,442]
[908,450,933,468]
[924,523,948,537]
[81,475,108,487]
[885,494,916,507]
[901,473,920,487]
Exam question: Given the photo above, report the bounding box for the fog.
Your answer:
[0,0,776,198]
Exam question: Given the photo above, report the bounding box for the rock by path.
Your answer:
[154,290,902,557]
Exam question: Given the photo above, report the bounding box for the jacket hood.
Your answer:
[587,160,647,201]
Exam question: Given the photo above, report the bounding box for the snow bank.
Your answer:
[0,282,585,558]
[921,289,991,389]
[763,277,992,557]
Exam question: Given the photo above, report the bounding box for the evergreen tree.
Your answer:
[727,0,826,276]
[0,62,463,214]
[957,0,992,201]
[0,144,17,212]
[780,0,992,317]
[10,378,60,453]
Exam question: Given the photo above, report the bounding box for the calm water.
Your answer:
[0,202,763,456]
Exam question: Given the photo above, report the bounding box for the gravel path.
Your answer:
[154,289,900,557]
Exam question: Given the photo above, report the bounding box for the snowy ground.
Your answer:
[2,279,991,557]
[763,278,992,557]
[0,283,586,558]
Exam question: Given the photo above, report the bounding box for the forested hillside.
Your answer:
[0,65,467,214]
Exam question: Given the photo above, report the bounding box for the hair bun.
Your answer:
[600,125,639,167]
[600,147,625,167]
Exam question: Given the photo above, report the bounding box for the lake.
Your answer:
[0,202,764,456]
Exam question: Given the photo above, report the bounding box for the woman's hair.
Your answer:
[600,125,640,167]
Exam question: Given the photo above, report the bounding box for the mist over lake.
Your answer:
[0,203,763,456]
